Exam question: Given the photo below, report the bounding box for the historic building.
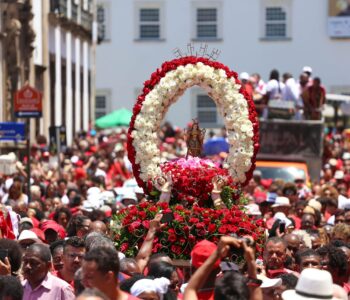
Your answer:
[96,0,350,128]
[0,0,100,145]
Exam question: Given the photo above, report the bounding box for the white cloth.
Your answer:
[95,168,107,178]
[131,278,170,298]
[61,195,70,205]
[282,78,299,102]
[338,194,350,209]
[266,79,285,100]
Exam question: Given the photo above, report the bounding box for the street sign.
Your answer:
[14,85,42,118]
[0,122,25,141]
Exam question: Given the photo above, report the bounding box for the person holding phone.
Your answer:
[184,236,263,300]
[0,238,22,277]
[0,249,11,276]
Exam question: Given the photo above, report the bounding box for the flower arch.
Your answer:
[127,56,259,192]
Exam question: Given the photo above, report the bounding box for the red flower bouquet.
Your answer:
[113,202,265,260]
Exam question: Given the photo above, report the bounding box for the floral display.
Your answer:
[113,202,265,260]
[127,56,259,194]
[160,157,234,206]
[116,56,265,260]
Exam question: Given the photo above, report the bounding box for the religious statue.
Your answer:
[185,119,206,158]
[154,173,173,203]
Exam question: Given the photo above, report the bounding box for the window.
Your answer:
[197,8,217,39]
[192,2,222,41]
[265,7,287,38]
[196,95,217,124]
[97,2,111,41]
[95,90,111,119]
[139,8,160,39]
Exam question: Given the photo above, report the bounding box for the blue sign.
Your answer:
[0,122,25,141]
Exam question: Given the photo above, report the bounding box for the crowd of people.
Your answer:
[0,119,349,300]
[240,66,326,121]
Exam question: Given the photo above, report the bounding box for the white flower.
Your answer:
[132,60,256,185]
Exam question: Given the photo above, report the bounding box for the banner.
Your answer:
[328,0,350,37]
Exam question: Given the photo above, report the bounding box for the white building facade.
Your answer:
[96,0,350,128]
[32,0,98,145]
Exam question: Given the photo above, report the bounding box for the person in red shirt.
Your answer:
[302,77,326,120]
[240,72,254,100]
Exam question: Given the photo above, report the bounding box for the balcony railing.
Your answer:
[81,10,93,31]
[50,0,67,18]
[50,0,93,33]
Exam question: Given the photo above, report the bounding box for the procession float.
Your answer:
[113,48,265,260]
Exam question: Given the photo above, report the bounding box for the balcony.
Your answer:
[81,10,93,31]
[72,2,78,22]
[50,0,67,18]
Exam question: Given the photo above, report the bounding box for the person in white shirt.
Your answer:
[282,73,302,120]
[264,69,285,119]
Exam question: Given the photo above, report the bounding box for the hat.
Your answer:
[272,197,291,208]
[5,178,13,191]
[114,143,124,152]
[342,152,350,160]
[131,278,170,298]
[191,240,220,269]
[20,217,33,226]
[18,230,39,243]
[245,203,261,216]
[274,212,293,227]
[308,199,322,212]
[99,191,115,205]
[240,72,249,81]
[121,189,137,202]
[329,158,337,167]
[253,170,262,177]
[282,268,336,300]
[41,220,66,239]
[71,155,79,164]
[302,66,313,74]
[134,186,144,194]
[334,170,344,180]
[257,275,282,289]
[30,228,45,242]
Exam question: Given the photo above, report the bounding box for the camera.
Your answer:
[229,234,254,257]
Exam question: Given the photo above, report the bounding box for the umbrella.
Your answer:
[203,137,229,156]
[95,108,132,129]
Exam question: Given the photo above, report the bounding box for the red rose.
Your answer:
[129,221,141,232]
[168,228,175,235]
[148,206,158,212]
[208,224,216,233]
[138,211,147,219]
[168,234,177,242]
[120,243,128,252]
[189,217,199,224]
[218,225,228,234]
[142,220,150,229]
